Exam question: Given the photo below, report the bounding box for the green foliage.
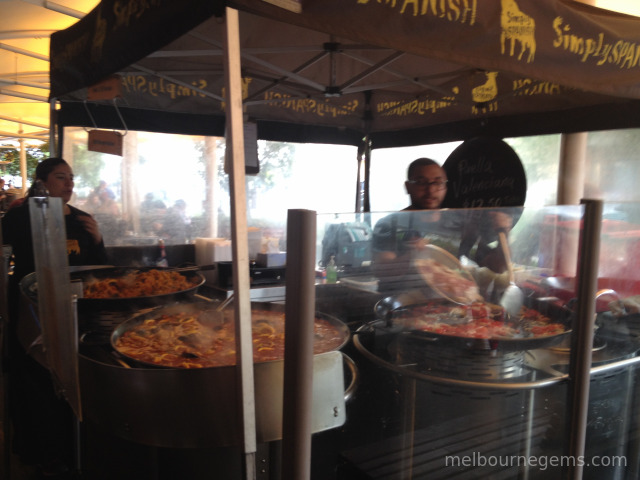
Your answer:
[211,140,295,194]
[0,143,49,182]
[69,143,107,192]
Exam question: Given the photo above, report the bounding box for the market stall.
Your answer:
[34,1,640,479]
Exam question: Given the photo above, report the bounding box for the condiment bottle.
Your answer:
[156,239,169,267]
[326,255,338,284]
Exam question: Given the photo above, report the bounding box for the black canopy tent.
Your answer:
[47,2,640,478]
[50,0,640,148]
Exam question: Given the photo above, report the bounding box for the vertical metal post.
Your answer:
[567,198,602,480]
[557,133,587,205]
[399,377,417,480]
[282,209,317,480]
[223,7,257,480]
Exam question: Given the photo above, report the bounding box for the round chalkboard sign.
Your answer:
[442,137,526,209]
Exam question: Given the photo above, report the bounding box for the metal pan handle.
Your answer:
[342,352,359,403]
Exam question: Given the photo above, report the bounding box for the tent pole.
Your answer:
[356,91,372,220]
[50,99,57,156]
[223,7,257,480]
[363,135,372,214]
[557,132,587,205]
[282,209,316,480]
[19,136,26,196]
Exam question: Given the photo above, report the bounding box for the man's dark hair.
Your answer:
[407,157,441,179]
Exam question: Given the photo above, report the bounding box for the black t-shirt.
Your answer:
[2,201,109,286]
[372,210,445,258]
[372,209,458,292]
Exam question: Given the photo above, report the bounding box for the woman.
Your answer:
[2,157,108,284]
[1,157,108,477]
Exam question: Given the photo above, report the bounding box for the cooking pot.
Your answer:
[20,266,206,342]
[109,300,350,368]
[21,266,206,314]
[373,294,573,351]
[70,266,205,309]
[79,299,356,448]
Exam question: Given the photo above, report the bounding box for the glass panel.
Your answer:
[585,129,640,203]
[370,135,562,212]
[369,143,461,212]
[61,128,357,250]
[316,204,640,480]
[22,125,640,477]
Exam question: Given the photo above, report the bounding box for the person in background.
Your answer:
[141,191,166,212]
[140,192,167,234]
[93,179,115,202]
[1,157,108,477]
[0,177,8,212]
[158,199,191,244]
[371,157,449,292]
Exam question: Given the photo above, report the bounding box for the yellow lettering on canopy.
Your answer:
[512,79,562,96]
[553,17,640,70]
[375,92,456,116]
[121,74,209,102]
[113,0,163,28]
[357,0,477,25]
[471,101,498,115]
[262,92,359,118]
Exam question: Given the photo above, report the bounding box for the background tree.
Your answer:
[70,143,109,194]
[0,143,49,185]
[194,138,295,226]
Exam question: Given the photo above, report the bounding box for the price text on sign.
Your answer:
[442,137,527,209]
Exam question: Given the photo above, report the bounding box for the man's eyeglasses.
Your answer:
[407,179,448,190]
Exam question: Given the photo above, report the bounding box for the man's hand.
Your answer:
[489,211,513,232]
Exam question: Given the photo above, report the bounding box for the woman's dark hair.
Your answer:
[27,157,69,197]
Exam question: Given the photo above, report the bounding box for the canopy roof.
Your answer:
[50,0,640,147]
[0,0,99,145]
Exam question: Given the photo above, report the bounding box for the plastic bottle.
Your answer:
[156,239,169,267]
[326,255,338,284]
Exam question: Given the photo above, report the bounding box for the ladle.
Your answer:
[197,293,235,326]
[498,231,524,319]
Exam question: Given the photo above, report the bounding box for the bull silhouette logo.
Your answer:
[472,71,498,103]
[500,0,536,63]
[67,239,81,255]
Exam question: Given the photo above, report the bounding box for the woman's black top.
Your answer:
[2,200,108,285]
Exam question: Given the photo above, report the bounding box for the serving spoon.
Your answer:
[197,293,235,326]
[498,231,524,319]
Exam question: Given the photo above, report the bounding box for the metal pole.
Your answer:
[567,198,602,480]
[557,133,587,205]
[223,7,257,480]
[281,209,317,480]
[19,134,28,198]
